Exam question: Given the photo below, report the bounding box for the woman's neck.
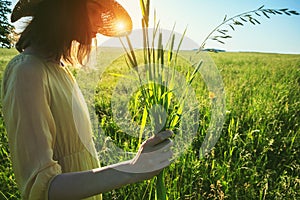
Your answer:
[24,46,62,65]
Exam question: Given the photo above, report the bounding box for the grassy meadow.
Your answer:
[0,48,299,199]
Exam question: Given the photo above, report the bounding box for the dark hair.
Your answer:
[16,0,93,65]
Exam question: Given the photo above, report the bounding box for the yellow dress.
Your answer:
[1,53,102,200]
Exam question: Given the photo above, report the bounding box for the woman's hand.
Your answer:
[125,130,174,180]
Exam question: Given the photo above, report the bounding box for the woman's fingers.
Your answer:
[144,130,173,147]
[148,139,173,153]
[143,137,173,153]
[128,130,174,173]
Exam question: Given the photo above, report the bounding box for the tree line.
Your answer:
[0,0,15,48]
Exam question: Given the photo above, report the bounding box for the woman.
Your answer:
[1,0,173,199]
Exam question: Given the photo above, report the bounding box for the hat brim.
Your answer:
[11,0,40,23]
[11,0,132,37]
[96,0,132,37]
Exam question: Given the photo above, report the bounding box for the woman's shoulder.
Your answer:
[2,53,51,92]
[4,53,49,79]
[7,53,47,71]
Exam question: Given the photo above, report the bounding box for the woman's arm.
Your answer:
[48,130,173,200]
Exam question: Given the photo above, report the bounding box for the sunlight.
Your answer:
[116,21,126,31]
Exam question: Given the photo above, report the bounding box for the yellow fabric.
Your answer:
[1,53,102,200]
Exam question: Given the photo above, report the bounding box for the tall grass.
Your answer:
[0,49,299,199]
[0,48,20,199]
[94,51,300,199]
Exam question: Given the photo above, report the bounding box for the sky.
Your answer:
[9,0,300,54]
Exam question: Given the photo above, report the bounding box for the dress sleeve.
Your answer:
[1,56,62,200]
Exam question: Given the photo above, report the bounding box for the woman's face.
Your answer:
[87,1,103,38]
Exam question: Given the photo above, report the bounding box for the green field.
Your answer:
[0,48,299,199]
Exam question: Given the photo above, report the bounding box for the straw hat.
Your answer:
[11,0,132,37]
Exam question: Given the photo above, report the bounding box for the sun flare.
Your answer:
[116,21,126,31]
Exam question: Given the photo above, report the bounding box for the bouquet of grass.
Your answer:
[117,2,190,200]
[117,0,218,199]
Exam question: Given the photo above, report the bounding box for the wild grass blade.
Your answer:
[139,106,149,145]
[125,35,138,67]
[174,26,188,64]
[119,37,136,68]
